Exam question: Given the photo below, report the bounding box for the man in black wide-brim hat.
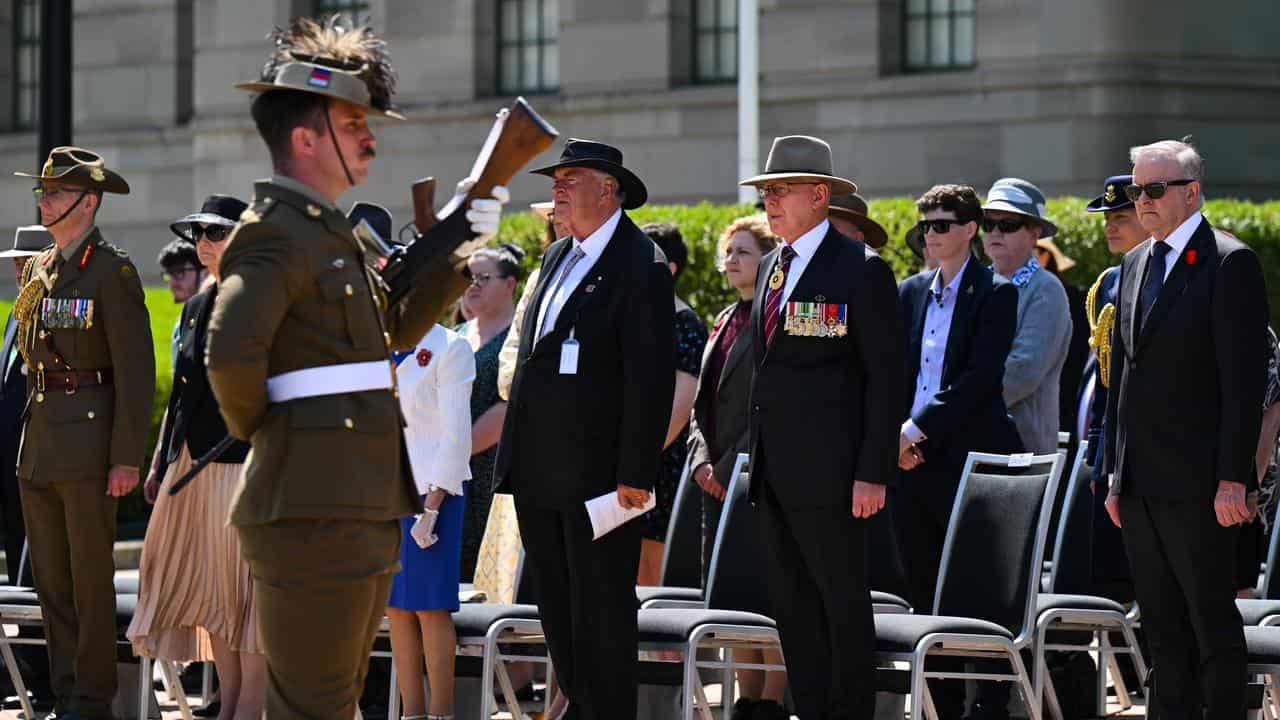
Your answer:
[494,138,675,719]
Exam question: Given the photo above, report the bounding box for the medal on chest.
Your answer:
[768,265,785,291]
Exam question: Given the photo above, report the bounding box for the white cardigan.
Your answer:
[396,324,476,496]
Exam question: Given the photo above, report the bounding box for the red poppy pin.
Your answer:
[1185,249,1197,266]
[416,348,433,367]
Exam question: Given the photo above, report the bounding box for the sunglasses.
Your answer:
[756,182,815,200]
[917,218,966,235]
[980,217,1029,233]
[31,186,85,201]
[192,225,230,242]
[1123,179,1195,201]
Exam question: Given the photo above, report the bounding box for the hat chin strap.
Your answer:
[43,190,90,229]
[322,98,356,189]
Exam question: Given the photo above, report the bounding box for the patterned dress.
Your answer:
[644,303,708,541]
[455,320,511,581]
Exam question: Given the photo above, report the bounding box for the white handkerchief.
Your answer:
[585,490,656,541]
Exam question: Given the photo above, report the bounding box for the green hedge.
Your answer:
[499,198,1280,329]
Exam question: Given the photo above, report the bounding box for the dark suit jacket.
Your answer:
[748,225,903,509]
[155,286,249,481]
[688,302,754,488]
[1105,218,1268,499]
[494,212,676,508]
[898,258,1023,502]
[0,312,26,435]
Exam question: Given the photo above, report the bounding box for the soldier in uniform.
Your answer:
[204,17,507,719]
[11,146,155,720]
[1082,174,1146,602]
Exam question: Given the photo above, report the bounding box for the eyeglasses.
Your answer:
[161,266,201,282]
[467,272,506,288]
[1124,179,1195,201]
[192,225,230,242]
[917,218,965,235]
[32,186,83,201]
[980,217,1029,234]
[756,182,815,200]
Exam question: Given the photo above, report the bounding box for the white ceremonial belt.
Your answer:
[267,360,393,403]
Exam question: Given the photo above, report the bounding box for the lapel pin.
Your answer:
[966,285,974,295]
[585,284,596,293]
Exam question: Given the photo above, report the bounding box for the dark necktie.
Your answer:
[763,246,797,346]
[1138,241,1172,334]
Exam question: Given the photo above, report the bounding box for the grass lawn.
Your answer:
[0,288,183,536]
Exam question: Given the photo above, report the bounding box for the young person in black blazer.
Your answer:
[494,140,675,720]
[1104,140,1268,718]
[895,185,1023,718]
[740,136,903,720]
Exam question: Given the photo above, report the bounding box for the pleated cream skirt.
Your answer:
[127,445,263,660]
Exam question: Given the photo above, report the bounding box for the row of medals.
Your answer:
[769,263,848,338]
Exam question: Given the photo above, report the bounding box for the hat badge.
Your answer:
[1104,184,1117,203]
[90,167,105,183]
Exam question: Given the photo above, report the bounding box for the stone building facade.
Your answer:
[0,0,1276,279]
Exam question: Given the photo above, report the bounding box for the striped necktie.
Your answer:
[762,245,797,346]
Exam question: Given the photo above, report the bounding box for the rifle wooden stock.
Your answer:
[410,177,437,233]
[382,97,559,307]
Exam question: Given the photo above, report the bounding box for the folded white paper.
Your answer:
[585,491,656,540]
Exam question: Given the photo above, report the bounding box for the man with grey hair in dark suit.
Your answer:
[1105,138,1267,718]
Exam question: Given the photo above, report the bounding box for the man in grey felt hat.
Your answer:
[981,178,1071,457]
[739,135,902,720]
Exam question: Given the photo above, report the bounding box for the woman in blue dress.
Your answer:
[386,323,476,720]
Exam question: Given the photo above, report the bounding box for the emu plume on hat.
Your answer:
[236,16,403,119]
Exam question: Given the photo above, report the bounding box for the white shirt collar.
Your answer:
[929,255,970,301]
[786,219,829,261]
[1153,210,1202,258]
[572,207,622,262]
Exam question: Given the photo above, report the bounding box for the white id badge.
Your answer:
[559,332,580,375]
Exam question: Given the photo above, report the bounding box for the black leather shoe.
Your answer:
[749,699,790,720]
[729,697,756,720]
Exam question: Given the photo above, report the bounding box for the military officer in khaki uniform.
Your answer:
[204,17,507,719]
[11,146,155,719]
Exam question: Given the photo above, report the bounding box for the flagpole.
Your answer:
[737,0,759,204]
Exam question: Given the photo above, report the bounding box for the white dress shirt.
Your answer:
[1151,210,1201,281]
[778,219,829,305]
[397,324,476,496]
[536,207,621,339]
[902,258,970,443]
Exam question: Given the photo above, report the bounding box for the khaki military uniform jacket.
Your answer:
[17,228,155,482]
[206,178,468,526]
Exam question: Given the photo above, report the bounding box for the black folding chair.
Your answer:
[872,451,1064,720]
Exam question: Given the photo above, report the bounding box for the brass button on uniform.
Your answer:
[344,284,354,297]
[383,332,391,347]
[35,392,44,403]
[38,330,47,339]
[87,411,96,420]
[343,418,354,429]
[188,318,196,328]
[36,361,44,370]
[306,204,322,218]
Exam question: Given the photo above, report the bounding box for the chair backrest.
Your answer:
[1262,500,1280,599]
[472,493,526,605]
[659,456,703,588]
[934,451,1064,642]
[704,454,770,616]
[1048,443,1094,595]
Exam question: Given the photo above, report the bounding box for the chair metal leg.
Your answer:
[0,629,33,720]
[201,661,213,709]
[1120,621,1149,691]
[479,630,498,720]
[1107,652,1132,711]
[1042,666,1063,720]
[387,657,400,720]
[909,659,926,720]
[721,648,735,718]
[921,681,940,720]
[138,656,153,720]
[1008,646,1042,720]
[495,655,523,716]
[159,658,194,720]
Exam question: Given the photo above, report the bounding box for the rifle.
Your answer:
[381,96,559,307]
[170,97,558,497]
